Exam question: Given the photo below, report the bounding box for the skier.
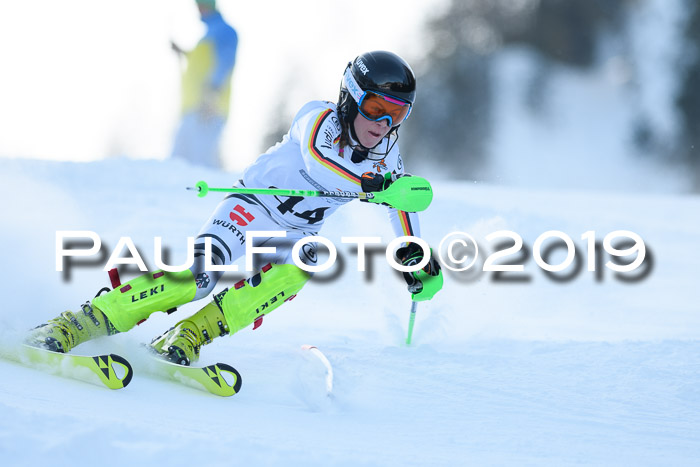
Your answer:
[27,51,444,365]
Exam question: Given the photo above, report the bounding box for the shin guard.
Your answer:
[220,263,310,334]
[93,270,197,332]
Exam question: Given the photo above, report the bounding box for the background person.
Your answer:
[170,0,238,168]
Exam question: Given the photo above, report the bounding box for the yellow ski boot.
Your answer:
[26,300,117,353]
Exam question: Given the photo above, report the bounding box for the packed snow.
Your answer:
[0,157,698,465]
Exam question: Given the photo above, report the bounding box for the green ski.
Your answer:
[144,357,242,397]
[6,344,133,390]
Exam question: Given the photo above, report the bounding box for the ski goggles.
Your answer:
[343,68,412,127]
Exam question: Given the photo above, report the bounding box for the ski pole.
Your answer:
[187,175,433,212]
[406,301,418,345]
[188,180,372,201]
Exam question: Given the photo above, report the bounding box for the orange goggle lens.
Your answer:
[358,91,411,127]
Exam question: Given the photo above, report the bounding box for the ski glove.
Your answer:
[361,172,412,205]
[361,171,393,192]
[361,172,416,192]
[396,242,444,301]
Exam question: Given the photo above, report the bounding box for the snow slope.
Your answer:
[0,157,699,466]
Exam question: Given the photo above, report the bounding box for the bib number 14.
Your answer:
[275,196,329,225]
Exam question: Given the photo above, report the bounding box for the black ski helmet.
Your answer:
[338,50,416,131]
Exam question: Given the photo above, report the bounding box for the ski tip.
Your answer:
[215,362,243,395]
[109,353,134,388]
